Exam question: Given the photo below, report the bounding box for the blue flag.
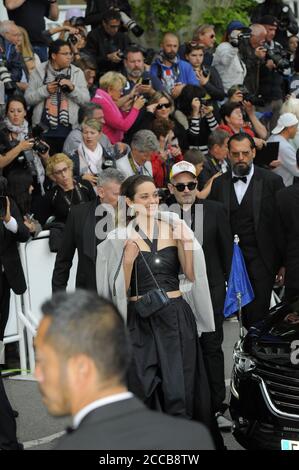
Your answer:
[223,237,255,318]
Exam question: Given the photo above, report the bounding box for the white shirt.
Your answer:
[232,164,254,205]
[268,134,299,186]
[73,392,133,429]
[3,216,18,234]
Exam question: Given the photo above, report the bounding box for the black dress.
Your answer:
[127,224,213,428]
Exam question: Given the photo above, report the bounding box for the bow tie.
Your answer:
[232,176,247,184]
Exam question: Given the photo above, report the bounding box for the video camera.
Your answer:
[0,176,8,218]
[0,58,17,95]
[238,86,265,107]
[264,43,290,72]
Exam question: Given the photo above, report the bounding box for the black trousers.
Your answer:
[200,314,226,414]
[242,272,275,329]
[0,369,19,450]
[0,271,11,341]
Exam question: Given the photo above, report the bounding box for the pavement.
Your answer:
[3,320,243,450]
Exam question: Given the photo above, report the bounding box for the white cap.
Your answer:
[170,161,197,179]
[272,113,299,135]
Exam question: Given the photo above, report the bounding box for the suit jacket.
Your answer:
[166,196,232,314]
[276,184,299,289]
[55,396,215,450]
[0,199,30,294]
[209,166,284,276]
[52,199,107,292]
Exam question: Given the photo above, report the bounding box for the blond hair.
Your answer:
[18,26,34,59]
[99,71,127,91]
[46,153,73,178]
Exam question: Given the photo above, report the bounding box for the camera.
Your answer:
[31,124,49,154]
[236,27,252,46]
[0,176,8,218]
[278,5,291,31]
[68,16,85,28]
[55,73,71,93]
[264,43,290,72]
[68,34,78,45]
[201,65,210,78]
[141,71,151,86]
[0,59,17,95]
[118,10,144,37]
[117,51,124,59]
[238,86,265,107]
[102,158,114,170]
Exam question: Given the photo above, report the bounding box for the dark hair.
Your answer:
[124,45,144,59]
[184,41,205,56]
[78,102,103,124]
[208,128,230,149]
[121,175,155,201]
[227,132,256,150]
[0,176,8,196]
[151,117,174,138]
[5,95,27,116]
[184,149,206,166]
[176,85,206,117]
[7,169,33,216]
[48,39,70,59]
[75,56,97,72]
[41,290,131,385]
[294,43,299,73]
[220,101,242,124]
[102,9,121,23]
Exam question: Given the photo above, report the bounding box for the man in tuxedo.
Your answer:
[276,183,299,301]
[164,161,233,429]
[0,180,30,450]
[209,133,284,329]
[52,168,125,292]
[35,290,215,450]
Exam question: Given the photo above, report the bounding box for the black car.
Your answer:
[230,298,299,450]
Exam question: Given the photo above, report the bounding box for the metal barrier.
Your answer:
[3,231,78,376]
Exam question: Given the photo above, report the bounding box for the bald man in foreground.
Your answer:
[35,290,215,450]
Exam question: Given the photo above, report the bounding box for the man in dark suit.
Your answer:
[52,168,125,292]
[35,290,215,450]
[164,161,233,430]
[0,179,30,450]
[276,184,299,301]
[209,133,284,329]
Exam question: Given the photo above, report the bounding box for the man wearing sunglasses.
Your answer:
[164,160,233,431]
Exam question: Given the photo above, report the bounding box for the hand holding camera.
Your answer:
[47,80,59,94]
[56,76,75,93]
[107,50,123,63]
[255,46,267,60]
[132,95,146,110]
[201,103,214,117]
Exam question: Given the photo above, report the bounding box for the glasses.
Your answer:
[172,182,197,192]
[58,52,73,56]
[53,166,70,176]
[156,102,171,110]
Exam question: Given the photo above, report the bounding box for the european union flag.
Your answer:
[223,235,255,318]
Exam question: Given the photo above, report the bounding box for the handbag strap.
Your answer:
[134,221,159,253]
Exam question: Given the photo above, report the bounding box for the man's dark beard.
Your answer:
[233,162,252,176]
[163,51,177,62]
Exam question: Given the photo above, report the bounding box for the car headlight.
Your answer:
[233,350,256,374]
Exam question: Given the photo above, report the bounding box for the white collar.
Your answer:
[73,392,134,429]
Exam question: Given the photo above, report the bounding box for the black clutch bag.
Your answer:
[134,249,170,318]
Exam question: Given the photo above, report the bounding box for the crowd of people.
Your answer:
[1,0,299,452]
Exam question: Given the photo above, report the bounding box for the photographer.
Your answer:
[122,46,162,95]
[0,175,30,450]
[0,30,22,104]
[212,21,248,94]
[69,118,117,186]
[251,0,298,48]
[4,0,59,62]
[184,42,225,103]
[0,96,50,216]
[85,9,130,77]
[85,0,132,29]
[256,16,286,131]
[25,39,90,154]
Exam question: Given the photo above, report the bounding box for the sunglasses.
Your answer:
[156,102,171,110]
[172,182,197,192]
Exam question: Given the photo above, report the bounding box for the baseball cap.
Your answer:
[170,161,197,180]
[259,15,279,27]
[65,8,82,21]
[227,20,247,35]
[272,113,299,134]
